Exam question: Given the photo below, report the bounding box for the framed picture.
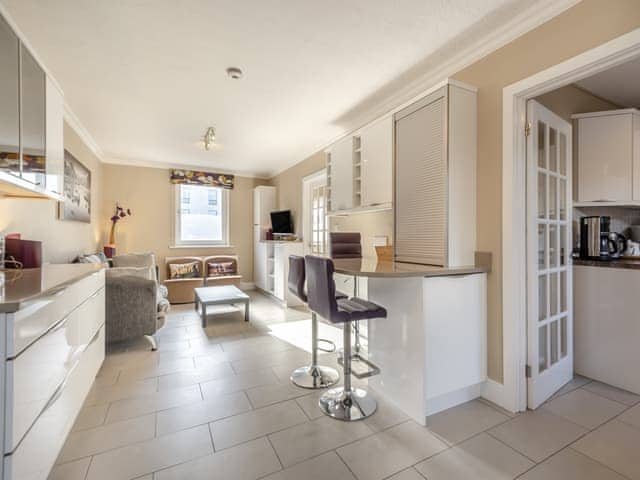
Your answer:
[59,150,91,223]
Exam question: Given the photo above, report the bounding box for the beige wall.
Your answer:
[269,151,326,236]
[0,122,104,263]
[330,211,394,257]
[270,0,640,383]
[452,0,640,381]
[100,164,268,282]
[535,84,620,122]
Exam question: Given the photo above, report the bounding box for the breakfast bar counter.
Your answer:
[333,257,488,425]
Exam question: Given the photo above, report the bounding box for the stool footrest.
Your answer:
[317,338,336,353]
[338,353,380,379]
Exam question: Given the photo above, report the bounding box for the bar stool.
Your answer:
[329,232,364,359]
[305,255,387,421]
[288,256,340,389]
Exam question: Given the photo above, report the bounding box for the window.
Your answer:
[175,184,228,245]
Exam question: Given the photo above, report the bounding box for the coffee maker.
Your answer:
[580,216,612,260]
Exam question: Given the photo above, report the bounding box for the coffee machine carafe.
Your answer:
[580,216,612,260]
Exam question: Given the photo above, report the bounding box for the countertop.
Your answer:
[332,257,488,278]
[573,257,640,270]
[0,263,105,313]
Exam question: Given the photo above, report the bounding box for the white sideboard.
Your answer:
[255,241,304,307]
[0,265,105,480]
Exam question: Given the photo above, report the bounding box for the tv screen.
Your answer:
[270,210,293,234]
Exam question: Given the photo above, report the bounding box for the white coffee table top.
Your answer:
[194,285,249,304]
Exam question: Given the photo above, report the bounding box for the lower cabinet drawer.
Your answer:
[3,326,105,480]
[4,287,105,453]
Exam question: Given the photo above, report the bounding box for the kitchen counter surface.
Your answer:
[332,257,488,278]
[573,258,640,270]
[0,263,105,313]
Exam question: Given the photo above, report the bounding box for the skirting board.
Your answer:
[481,379,515,413]
[426,381,486,417]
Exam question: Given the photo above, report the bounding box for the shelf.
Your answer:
[573,201,640,208]
[328,202,393,216]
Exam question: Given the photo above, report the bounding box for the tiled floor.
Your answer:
[49,291,640,480]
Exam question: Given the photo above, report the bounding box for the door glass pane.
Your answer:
[537,121,546,169]
[560,270,567,313]
[559,133,567,176]
[0,15,20,175]
[549,224,558,267]
[538,225,547,270]
[538,275,547,321]
[539,325,548,372]
[561,316,568,358]
[559,178,567,220]
[549,176,557,219]
[560,225,567,266]
[550,272,558,317]
[538,173,547,219]
[549,128,557,172]
[550,320,559,366]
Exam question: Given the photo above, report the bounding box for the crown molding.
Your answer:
[101,156,270,180]
[269,0,580,179]
[63,103,105,161]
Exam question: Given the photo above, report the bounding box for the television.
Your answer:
[270,210,293,234]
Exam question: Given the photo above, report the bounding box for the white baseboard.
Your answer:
[481,379,514,413]
[426,381,486,417]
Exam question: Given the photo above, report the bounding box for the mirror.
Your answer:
[21,45,46,186]
[0,15,20,175]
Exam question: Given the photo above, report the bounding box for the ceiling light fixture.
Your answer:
[226,67,243,79]
[203,127,216,150]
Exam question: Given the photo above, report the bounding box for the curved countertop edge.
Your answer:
[0,263,105,314]
[332,258,489,278]
[573,258,640,270]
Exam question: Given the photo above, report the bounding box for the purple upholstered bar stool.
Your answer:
[305,255,387,421]
[288,256,340,389]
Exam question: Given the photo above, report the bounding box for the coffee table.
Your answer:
[194,285,250,328]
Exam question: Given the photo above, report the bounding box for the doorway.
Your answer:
[302,170,328,256]
[502,29,640,413]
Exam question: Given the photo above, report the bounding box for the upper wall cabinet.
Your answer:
[394,82,477,267]
[573,109,640,204]
[326,116,393,214]
[0,13,64,200]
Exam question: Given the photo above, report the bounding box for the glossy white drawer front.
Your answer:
[4,326,105,480]
[5,287,105,453]
[8,270,104,356]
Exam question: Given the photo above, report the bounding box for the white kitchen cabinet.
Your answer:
[394,81,477,267]
[253,186,276,227]
[360,116,393,208]
[253,227,267,291]
[574,265,640,394]
[45,78,64,196]
[573,109,640,203]
[326,136,354,212]
[256,241,303,306]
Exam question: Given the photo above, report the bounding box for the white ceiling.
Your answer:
[3,0,540,177]
[576,56,640,108]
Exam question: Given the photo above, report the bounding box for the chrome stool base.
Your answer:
[291,365,340,389]
[319,387,377,421]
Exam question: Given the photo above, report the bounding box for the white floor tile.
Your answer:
[48,458,91,480]
[210,399,308,450]
[200,368,280,398]
[618,402,640,429]
[582,381,640,406]
[71,403,109,431]
[261,451,356,480]
[269,415,374,467]
[542,389,627,429]
[86,425,213,480]
[84,376,158,406]
[156,391,252,435]
[337,421,447,480]
[59,414,156,463]
[519,448,627,480]
[415,432,533,480]
[245,382,310,409]
[154,437,281,480]
[156,362,235,390]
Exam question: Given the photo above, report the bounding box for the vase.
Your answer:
[108,222,117,245]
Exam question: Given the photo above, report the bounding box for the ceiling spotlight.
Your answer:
[203,127,216,150]
[226,67,243,79]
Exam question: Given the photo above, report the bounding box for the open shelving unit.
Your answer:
[352,135,362,208]
[326,152,333,212]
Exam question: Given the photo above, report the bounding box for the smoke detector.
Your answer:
[226,67,243,79]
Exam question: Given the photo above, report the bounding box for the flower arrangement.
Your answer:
[108,203,132,245]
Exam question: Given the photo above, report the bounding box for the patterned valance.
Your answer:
[170,169,234,189]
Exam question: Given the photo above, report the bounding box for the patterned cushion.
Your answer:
[208,261,236,276]
[169,261,200,279]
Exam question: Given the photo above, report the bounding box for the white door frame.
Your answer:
[302,169,328,255]
[501,28,640,413]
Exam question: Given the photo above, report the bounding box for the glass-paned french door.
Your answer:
[311,184,328,254]
[527,100,573,409]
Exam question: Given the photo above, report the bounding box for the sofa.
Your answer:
[164,255,242,304]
